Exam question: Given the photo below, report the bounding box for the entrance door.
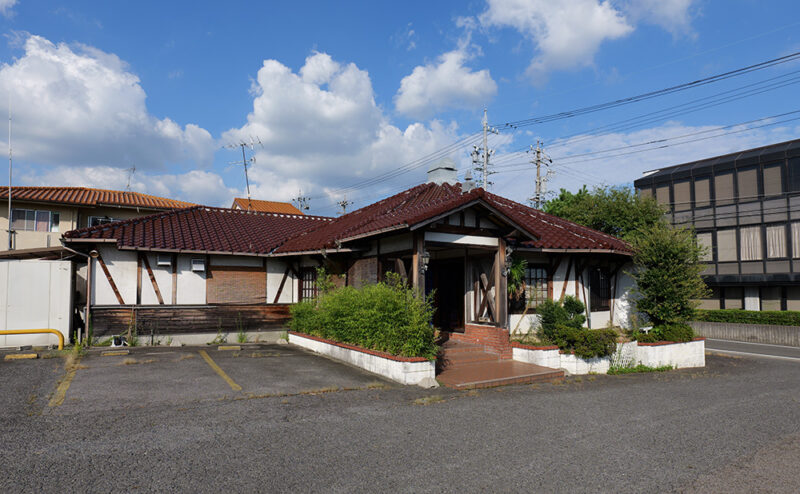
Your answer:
[428,258,464,332]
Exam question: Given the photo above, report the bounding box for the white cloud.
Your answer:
[394,49,497,119]
[20,165,238,207]
[480,0,633,83]
[0,0,17,17]
[223,52,459,212]
[0,34,216,170]
[622,0,696,37]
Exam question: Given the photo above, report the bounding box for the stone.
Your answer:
[417,377,439,389]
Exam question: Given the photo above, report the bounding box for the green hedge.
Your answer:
[536,296,617,359]
[632,323,694,343]
[289,275,436,359]
[694,309,800,327]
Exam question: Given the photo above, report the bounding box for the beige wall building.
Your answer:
[0,187,194,253]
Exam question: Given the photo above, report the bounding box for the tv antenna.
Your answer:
[292,189,311,212]
[224,136,263,209]
[336,195,352,215]
[125,166,136,191]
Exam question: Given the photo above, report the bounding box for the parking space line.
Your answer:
[48,360,80,408]
[198,350,242,391]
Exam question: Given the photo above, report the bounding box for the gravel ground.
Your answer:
[1,351,799,493]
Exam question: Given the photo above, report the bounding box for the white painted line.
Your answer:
[705,338,800,350]
[707,349,800,362]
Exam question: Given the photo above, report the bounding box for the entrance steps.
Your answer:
[437,338,564,389]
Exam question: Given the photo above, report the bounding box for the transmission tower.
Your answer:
[472,108,499,189]
[125,166,136,191]
[224,136,262,210]
[528,140,554,209]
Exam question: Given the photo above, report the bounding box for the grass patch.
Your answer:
[608,364,673,375]
[176,353,195,361]
[413,395,445,406]
[119,358,155,366]
[366,381,390,390]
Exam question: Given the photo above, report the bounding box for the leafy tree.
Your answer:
[628,222,710,326]
[542,185,664,239]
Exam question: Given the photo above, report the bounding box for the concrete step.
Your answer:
[441,350,501,365]
[437,359,565,389]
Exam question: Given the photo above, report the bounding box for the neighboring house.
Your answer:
[634,138,800,311]
[0,186,194,254]
[231,197,304,215]
[63,166,637,344]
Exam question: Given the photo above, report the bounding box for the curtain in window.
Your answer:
[717,229,737,262]
[739,226,762,261]
[35,211,50,232]
[766,225,786,258]
[792,222,800,258]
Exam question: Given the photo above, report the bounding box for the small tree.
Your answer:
[629,223,710,326]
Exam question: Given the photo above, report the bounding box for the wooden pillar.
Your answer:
[411,232,424,294]
[136,253,142,305]
[496,238,507,328]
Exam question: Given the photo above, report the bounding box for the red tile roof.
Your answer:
[63,206,332,255]
[231,198,304,215]
[0,186,194,209]
[275,183,631,255]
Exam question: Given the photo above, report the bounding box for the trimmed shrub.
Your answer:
[537,297,616,359]
[631,331,659,343]
[695,309,800,327]
[289,273,436,359]
[653,323,694,343]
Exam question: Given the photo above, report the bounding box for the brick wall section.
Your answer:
[347,257,378,288]
[207,265,266,304]
[447,324,512,358]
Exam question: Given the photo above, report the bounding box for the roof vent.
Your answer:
[462,169,476,193]
[427,158,458,185]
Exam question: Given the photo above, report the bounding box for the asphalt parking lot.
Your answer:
[1,347,799,493]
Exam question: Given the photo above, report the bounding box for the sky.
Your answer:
[1,0,799,216]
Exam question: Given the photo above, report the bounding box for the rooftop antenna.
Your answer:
[292,189,311,212]
[224,136,262,210]
[336,195,352,215]
[7,94,12,250]
[125,166,136,191]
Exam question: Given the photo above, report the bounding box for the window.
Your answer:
[673,181,691,211]
[739,226,762,261]
[723,287,743,310]
[789,157,800,192]
[300,268,317,301]
[524,266,549,308]
[696,232,713,262]
[694,178,710,208]
[766,225,786,259]
[655,185,670,207]
[763,165,782,197]
[715,173,734,205]
[88,216,119,227]
[737,168,758,201]
[10,209,59,232]
[638,187,652,199]
[589,268,611,312]
[792,222,800,258]
[760,287,781,311]
[191,258,205,272]
[717,229,737,262]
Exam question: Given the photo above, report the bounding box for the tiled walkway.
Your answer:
[437,340,564,389]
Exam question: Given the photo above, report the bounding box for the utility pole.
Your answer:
[336,195,352,215]
[528,140,553,209]
[472,108,499,189]
[224,137,262,210]
[292,190,311,212]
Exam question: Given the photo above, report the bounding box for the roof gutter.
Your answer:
[516,247,632,256]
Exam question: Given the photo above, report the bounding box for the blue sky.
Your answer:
[1,0,799,215]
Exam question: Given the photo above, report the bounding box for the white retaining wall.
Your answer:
[513,339,705,375]
[289,333,435,386]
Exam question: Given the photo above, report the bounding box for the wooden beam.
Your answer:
[171,254,178,305]
[96,252,125,305]
[136,253,142,305]
[395,258,408,284]
[411,232,424,294]
[141,253,165,305]
[272,265,291,304]
[559,256,573,301]
[496,237,507,327]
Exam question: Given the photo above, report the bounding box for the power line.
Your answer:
[493,51,800,129]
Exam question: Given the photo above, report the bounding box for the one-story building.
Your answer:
[62,167,637,346]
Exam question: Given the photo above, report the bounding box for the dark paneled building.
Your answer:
[634,138,800,311]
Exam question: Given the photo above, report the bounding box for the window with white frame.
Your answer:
[10,209,60,232]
